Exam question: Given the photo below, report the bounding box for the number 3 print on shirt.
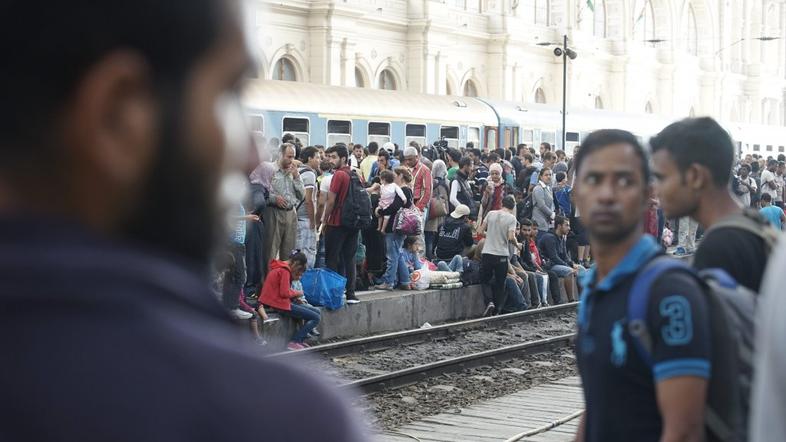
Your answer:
[659,295,693,346]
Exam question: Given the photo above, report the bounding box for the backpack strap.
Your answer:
[707,211,779,254]
[627,256,696,368]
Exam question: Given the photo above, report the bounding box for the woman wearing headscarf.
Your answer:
[425,160,449,260]
[481,162,510,220]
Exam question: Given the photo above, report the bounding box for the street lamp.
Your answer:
[537,35,577,150]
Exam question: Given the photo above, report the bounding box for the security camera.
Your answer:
[553,47,563,57]
[566,48,578,60]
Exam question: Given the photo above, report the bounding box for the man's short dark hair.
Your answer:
[768,158,778,168]
[540,142,552,151]
[447,148,462,163]
[280,142,295,154]
[300,146,319,163]
[488,152,500,163]
[469,148,482,159]
[555,215,569,228]
[368,142,379,154]
[542,151,556,162]
[574,129,651,184]
[523,153,534,164]
[555,171,566,183]
[778,154,786,162]
[326,144,348,161]
[459,157,473,169]
[649,117,734,187]
[377,150,390,161]
[555,149,566,159]
[762,192,772,203]
[517,144,528,154]
[466,141,475,149]
[521,219,533,227]
[281,133,295,144]
[502,195,516,210]
[739,163,751,172]
[529,147,537,155]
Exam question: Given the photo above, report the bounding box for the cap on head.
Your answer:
[450,204,471,219]
[383,142,395,154]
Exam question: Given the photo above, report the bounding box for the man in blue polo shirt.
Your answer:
[572,129,711,442]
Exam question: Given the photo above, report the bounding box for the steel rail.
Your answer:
[340,332,576,394]
[269,302,577,360]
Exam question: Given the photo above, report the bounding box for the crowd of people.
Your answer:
[220,135,607,348]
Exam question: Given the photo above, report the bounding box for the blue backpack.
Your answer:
[628,256,755,442]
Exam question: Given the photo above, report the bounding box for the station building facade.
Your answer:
[247,0,786,128]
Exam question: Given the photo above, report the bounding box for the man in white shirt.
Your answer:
[478,195,519,316]
[761,159,780,207]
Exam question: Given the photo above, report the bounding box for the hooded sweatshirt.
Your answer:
[259,260,301,311]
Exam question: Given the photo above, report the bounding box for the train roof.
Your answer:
[479,98,674,137]
[244,80,499,126]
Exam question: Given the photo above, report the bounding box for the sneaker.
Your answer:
[373,283,394,291]
[673,246,687,257]
[286,342,305,351]
[396,284,412,291]
[346,293,360,304]
[230,309,253,320]
[482,302,496,317]
[309,329,321,337]
[299,342,311,348]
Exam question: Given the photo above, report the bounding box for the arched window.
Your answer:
[593,0,607,37]
[632,0,655,43]
[686,5,698,56]
[272,57,297,81]
[463,80,479,97]
[378,69,397,90]
[535,0,549,25]
[355,67,366,88]
[594,96,604,109]
[645,101,654,113]
[535,87,547,103]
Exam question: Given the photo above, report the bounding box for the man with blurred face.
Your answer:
[572,130,710,442]
[265,142,304,264]
[0,1,364,440]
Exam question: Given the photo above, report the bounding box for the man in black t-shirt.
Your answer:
[435,204,474,262]
[573,130,710,442]
[651,117,770,292]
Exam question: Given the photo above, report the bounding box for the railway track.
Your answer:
[344,332,576,394]
[270,302,578,361]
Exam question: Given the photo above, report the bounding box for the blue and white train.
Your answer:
[243,80,786,159]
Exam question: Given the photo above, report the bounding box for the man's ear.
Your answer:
[686,164,710,191]
[63,51,158,192]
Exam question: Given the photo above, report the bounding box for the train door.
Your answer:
[484,126,498,151]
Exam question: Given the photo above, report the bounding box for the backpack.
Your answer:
[628,256,755,442]
[393,206,423,235]
[520,192,534,220]
[340,170,373,230]
[429,179,449,220]
[705,209,779,255]
[554,186,572,217]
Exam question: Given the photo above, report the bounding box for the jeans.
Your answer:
[678,217,698,251]
[503,277,529,312]
[437,255,465,273]
[286,303,321,343]
[222,242,246,311]
[295,218,317,268]
[550,264,587,280]
[325,226,359,297]
[397,254,415,287]
[382,233,405,286]
[315,236,326,268]
[480,253,509,314]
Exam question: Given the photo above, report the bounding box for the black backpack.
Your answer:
[340,170,373,230]
[520,192,534,220]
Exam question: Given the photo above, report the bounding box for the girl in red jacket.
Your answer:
[259,251,320,351]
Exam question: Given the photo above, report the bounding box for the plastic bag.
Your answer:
[411,268,431,291]
[301,268,347,310]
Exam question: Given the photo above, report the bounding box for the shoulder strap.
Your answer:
[707,211,778,253]
[627,256,696,367]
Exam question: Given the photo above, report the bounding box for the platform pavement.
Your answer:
[377,376,584,442]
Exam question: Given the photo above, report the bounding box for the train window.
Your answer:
[486,128,497,150]
[766,145,773,152]
[282,117,310,146]
[368,122,391,145]
[522,130,534,144]
[753,144,760,151]
[440,126,459,149]
[566,132,580,142]
[541,131,556,146]
[405,124,427,148]
[327,120,352,147]
[247,115,265,150]
[468,127,481,148]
